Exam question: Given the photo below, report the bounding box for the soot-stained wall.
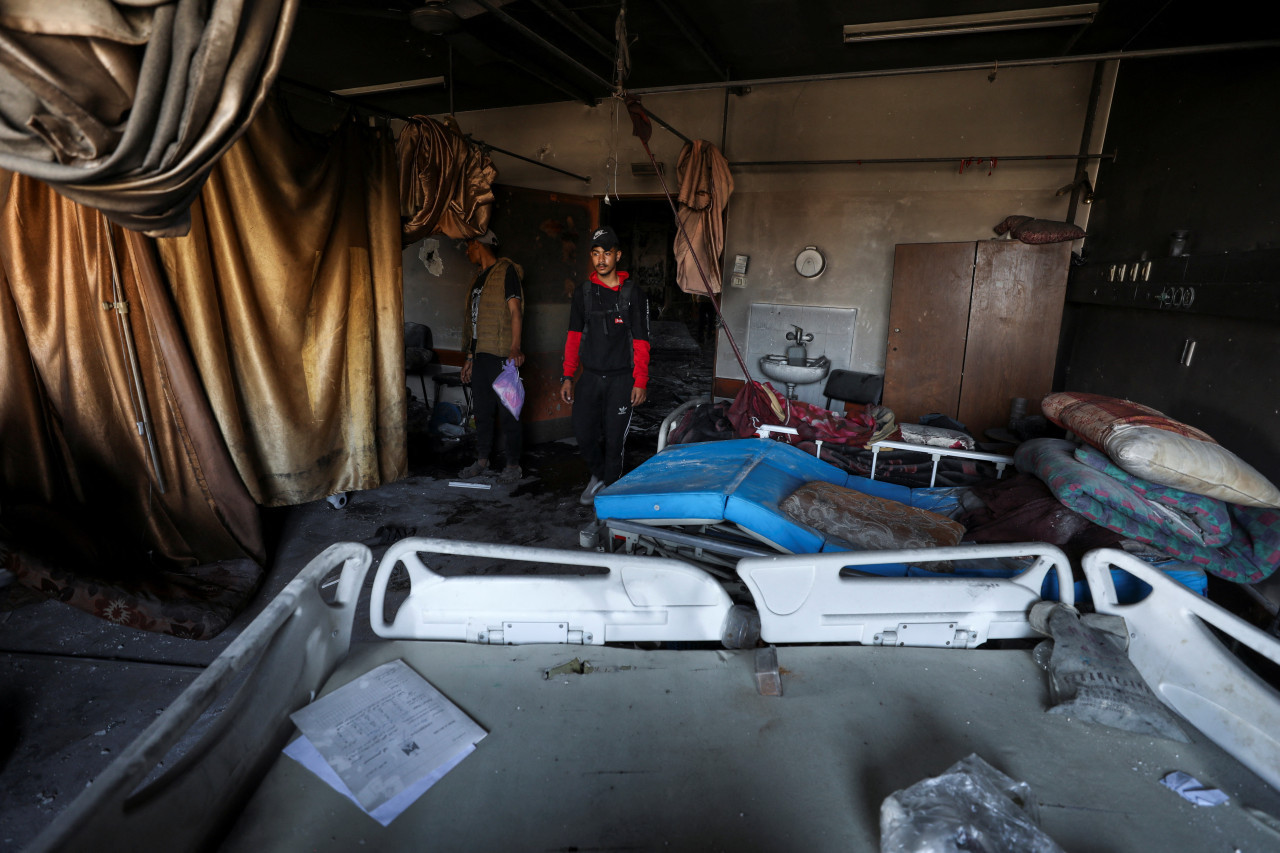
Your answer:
[1060,50,1280,484]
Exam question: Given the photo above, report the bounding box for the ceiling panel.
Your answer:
[280,1,1279,118]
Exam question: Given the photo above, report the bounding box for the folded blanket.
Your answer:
[1018,439,1280,583]
[1072,445,1231,546]
[781,481,965,571]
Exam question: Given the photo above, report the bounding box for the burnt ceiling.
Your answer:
[281,1,1278,119]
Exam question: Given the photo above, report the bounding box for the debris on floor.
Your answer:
[880,754,1065,853]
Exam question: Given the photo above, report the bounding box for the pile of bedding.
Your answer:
[663,391,1280,586]
[1006,394,1280,583]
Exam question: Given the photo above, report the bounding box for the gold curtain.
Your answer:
[157,100,407,506]
[0,167,267,636]
[0,0,298,236]
[397,115,497,243]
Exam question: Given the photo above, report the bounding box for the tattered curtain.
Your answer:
[157,99,407,507]
[0,169,265,637]
[0,0,297,236]
[673,139,733,295]
[397,114,496,243]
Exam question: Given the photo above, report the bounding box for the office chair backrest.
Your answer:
[822,369,884,410]
[404,322,433,350]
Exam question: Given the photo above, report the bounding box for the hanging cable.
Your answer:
[621,94,780,424]
[604,97,619,207]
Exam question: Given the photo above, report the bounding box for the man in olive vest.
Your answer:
[459,230,524,484]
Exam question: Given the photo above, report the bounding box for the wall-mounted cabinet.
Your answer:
[883,241,1071,439]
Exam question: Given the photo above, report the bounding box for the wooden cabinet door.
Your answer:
[958,241,1070,438]
[882,242,976,426]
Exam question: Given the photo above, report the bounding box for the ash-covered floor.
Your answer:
[0,319,715,849]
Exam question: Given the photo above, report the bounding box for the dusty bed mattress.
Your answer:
[594,438,960,553]
[233,642,1279,851]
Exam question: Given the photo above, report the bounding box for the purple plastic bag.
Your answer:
[492,359,525,418]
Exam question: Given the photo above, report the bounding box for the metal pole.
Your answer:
[640,106,692,145]
[471,0,614,91]
[102,220,167,494]
[628,40,1280,96]
[729,153,1115,168]
[478,139,593,183]
[651,0,730,81]
[1066,61,1109,224]
[529,0,615,60]
[277,77,592,183]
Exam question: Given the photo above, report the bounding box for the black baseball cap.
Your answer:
[590,225,619,251]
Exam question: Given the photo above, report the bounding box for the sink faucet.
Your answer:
[785,325,813,344]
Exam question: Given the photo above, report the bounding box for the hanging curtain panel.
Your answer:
[0,0,297,236]
[0,169,265,638]
[157,100,407,507]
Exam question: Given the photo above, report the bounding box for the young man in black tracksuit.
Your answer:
[559,226,650,505]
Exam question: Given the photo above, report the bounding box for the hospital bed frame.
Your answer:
[26,540,1280,853]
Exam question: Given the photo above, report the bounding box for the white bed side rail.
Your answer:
[737,542,1072,647]
[869,440,1014,486]
[371,537,740,645]
[1083,548,1280,792]
[27,543,373,853]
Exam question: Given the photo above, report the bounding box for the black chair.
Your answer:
[822,369,884,410]
[404,322,437,403]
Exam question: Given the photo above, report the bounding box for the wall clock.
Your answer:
[795,246,825,278]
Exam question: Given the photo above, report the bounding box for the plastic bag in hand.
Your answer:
[493,359,525,418]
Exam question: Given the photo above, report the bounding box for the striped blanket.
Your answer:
[1018,439,1280,583]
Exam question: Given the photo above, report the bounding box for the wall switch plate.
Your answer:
[733,254,749,275]
[731,274,746,288]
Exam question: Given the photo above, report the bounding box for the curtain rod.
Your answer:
[475,138,592,183]
[628,40,1280,96]
[729,153,1116,168]
[277,78,591,183]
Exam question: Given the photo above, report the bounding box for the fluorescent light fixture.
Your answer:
[843,4,1098,43]
[331,76,447,97]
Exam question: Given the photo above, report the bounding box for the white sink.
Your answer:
[758,353,831,388]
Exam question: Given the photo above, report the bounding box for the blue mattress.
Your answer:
[597,440,1207,603]
[595,439,959,554]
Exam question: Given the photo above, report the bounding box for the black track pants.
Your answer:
[571,371,634,484]
[471,352,523,465]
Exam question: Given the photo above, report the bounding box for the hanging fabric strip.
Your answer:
[673,139,734,296]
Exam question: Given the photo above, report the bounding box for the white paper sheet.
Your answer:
[284,734,473,826]
[288,659,486,814]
